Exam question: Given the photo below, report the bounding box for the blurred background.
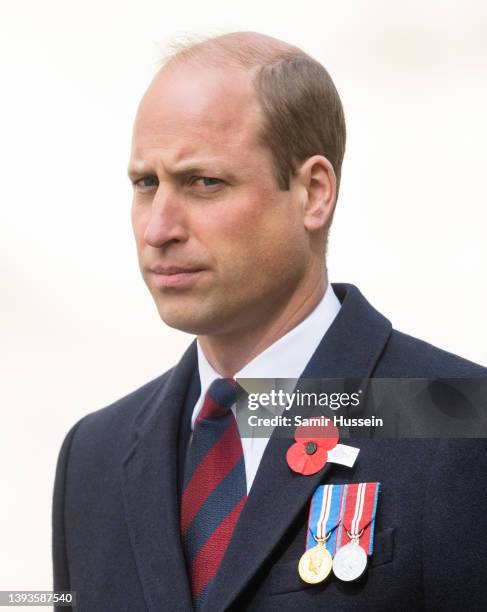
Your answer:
[1,0,486,591]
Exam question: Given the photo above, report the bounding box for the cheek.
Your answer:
[211,206,305,279]
[216,187,297,241]
[131,206,148,249]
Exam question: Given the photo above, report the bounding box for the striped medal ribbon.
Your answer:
[298,484,346,584]
[332,482,380,582]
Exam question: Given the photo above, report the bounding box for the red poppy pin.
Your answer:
[286,421,339,475]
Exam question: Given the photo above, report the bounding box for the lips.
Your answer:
[150,265,204,275]
[149,264,207,289]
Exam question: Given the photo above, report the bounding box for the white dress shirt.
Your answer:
[192,282,341,494]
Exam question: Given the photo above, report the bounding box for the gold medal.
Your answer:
[298,536,333,584]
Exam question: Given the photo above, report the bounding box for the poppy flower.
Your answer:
[286,421,339,475]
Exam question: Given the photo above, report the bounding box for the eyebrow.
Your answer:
[127,159,237,182]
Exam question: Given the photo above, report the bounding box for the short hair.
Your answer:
[162,32,346,196]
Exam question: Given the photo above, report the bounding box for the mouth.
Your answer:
[149,265,207,289]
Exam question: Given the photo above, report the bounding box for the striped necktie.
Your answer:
[180,377,247,608]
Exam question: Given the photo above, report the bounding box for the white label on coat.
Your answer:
[327,444,360,468]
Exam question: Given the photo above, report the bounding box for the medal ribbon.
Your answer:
[339,482,380,555]
[305,484,347,554]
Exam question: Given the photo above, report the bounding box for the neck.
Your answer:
[198,270,328,377]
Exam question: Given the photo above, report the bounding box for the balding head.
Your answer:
[162,31,300,71]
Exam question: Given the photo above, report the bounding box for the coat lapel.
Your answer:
[120,342,198,612]
[202,283,393,611]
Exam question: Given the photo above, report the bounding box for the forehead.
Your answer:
[131,63,264,167]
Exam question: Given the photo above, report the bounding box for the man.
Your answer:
[52,32,487,611]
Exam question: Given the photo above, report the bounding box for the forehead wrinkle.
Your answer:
[132,120,259,173]
[128,147,245,179]
[135,106,258,147]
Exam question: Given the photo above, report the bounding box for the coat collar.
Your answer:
[121,283,392,611]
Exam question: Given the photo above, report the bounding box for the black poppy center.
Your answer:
[305,441,318,455]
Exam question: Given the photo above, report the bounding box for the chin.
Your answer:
[156,306,220,336]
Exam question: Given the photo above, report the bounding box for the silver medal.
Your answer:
[332,541,368,582]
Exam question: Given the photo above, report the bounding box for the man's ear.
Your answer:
[297,155,337,232]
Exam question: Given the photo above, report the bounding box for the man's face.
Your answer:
[129,62,312,337]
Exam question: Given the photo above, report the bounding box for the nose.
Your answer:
[143,186,189,248]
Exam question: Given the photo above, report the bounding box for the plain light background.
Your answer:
[1,0,486,590]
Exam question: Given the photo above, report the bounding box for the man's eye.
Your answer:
[135,176,159,188]
[193,176,223,188]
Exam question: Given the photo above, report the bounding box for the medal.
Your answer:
[332,482,380,582]
[332,530,368,581]
[299,484,346,584]
[298,534,333,583]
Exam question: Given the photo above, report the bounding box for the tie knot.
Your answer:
[198,377,237,421]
